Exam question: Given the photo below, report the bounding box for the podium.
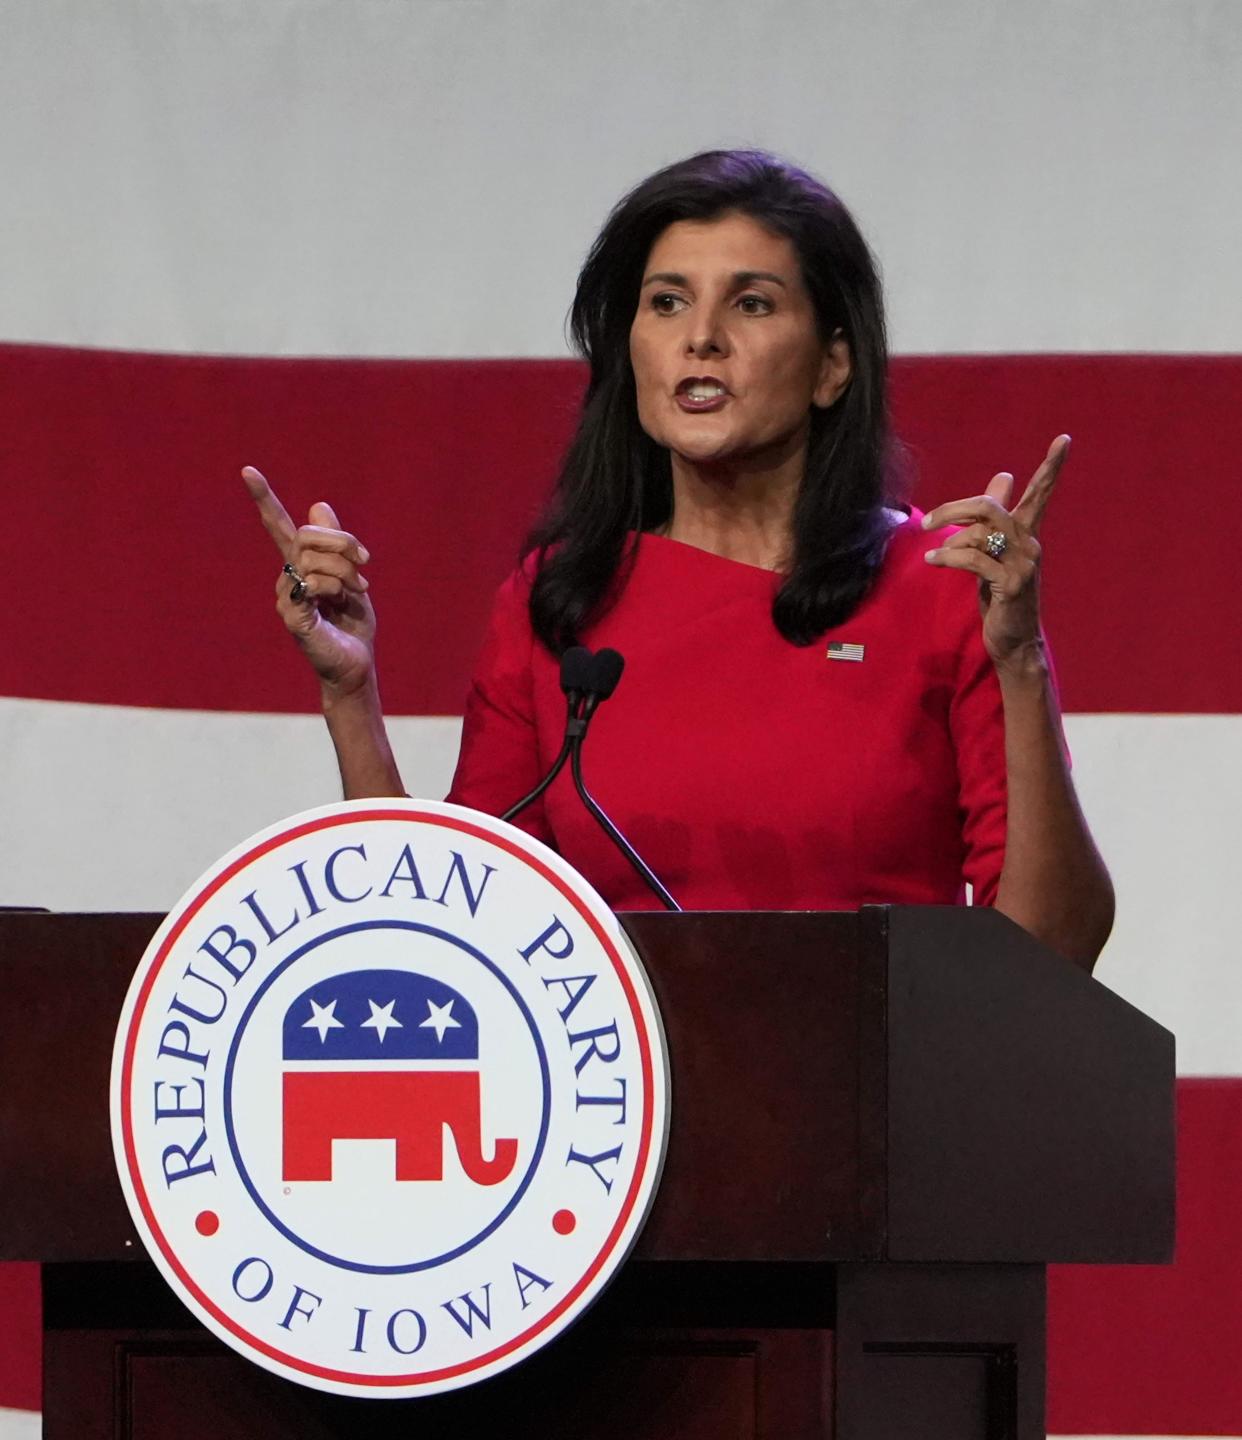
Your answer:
[0,906,1173,1438]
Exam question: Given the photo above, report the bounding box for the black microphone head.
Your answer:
[588,648,625,701]
[559,646,594,695]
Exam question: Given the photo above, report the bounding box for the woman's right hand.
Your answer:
[242,466,377,699]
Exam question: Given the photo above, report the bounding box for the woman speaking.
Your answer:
[244,149,1114,968]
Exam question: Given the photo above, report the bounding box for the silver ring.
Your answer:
[282,561,309,603]
[984,530,1008,560]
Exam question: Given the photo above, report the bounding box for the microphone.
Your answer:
[500,647,593,825]
[501,647,680,913]
[580,648,624,715]
[568,649,680,913]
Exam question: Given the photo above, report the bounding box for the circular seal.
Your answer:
[111,800,670,1398]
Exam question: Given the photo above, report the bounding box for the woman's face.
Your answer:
[628,210,851,468]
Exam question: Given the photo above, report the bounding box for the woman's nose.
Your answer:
[684,308,729,358]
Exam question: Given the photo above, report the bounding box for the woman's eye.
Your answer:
[737,294,773,315]
[650,292,686,314]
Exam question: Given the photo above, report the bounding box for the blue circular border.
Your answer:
[222,918,551,1275]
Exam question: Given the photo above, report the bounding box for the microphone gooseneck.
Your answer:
[568,649,680,912]
[500,646,680,912]
[568,728,679,911]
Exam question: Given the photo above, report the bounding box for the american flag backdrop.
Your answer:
[2,2,1240,1435]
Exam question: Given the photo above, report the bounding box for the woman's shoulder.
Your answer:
[876,505,933,576]
[869,506,982,639]
[879,504,965,569]
[472,556,540,665]
[487,548,543,610]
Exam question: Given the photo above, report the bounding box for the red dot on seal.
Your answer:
[552,1209,576,1235]
[195,1211,220,1237]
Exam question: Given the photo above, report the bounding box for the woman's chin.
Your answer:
[658,416,806,472]
[667,431,745,466]
[674,450,730,469]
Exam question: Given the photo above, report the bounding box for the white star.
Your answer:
[302,998,344,1043]
[419,998,462,1043]
[360,998,403,1043]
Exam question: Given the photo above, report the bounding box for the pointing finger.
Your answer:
[242,465,298,558]
[1014,435,1071,533]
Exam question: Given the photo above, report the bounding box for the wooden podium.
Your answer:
[0,906,1173,1439]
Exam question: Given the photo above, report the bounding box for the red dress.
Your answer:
[447,515,1008,912]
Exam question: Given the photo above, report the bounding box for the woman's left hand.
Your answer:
[921,434,1071,671]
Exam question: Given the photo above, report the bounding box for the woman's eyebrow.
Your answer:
[640,269,789,289]
[732,269,787,288]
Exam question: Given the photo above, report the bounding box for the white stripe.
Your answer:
[1,0,1239,356]
[1064,713,1242,1076]
[0,1409,40,1439]
[2,700,1239,1078]
[282,1058,480,1072]
[0,696,460,913]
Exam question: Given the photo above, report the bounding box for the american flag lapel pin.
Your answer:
[826,641,866,663]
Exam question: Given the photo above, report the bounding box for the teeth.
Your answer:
[686,383,724,399]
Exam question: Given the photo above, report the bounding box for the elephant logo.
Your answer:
[280,968,518,1186]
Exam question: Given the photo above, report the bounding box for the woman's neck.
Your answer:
[661,443,804,572]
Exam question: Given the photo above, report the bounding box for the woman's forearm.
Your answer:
[321,676,407,799]
[993,640,1115,970]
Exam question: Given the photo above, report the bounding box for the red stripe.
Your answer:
[889,354,1242,715]
[1048,1077,1242,1434]
[4,343,1239,715]
[0,1263,38,1411]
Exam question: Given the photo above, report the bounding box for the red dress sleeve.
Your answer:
[946,592,1009,907]
[445,570,557,847]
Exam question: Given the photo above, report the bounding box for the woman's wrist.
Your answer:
[994,637,1051,690]
[320,670,380,719]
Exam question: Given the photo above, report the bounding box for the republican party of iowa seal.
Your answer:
[111,799,670,1397]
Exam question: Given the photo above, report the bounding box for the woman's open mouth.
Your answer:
[675,378,731,413]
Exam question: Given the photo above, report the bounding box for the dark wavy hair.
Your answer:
[525,148,906,652]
